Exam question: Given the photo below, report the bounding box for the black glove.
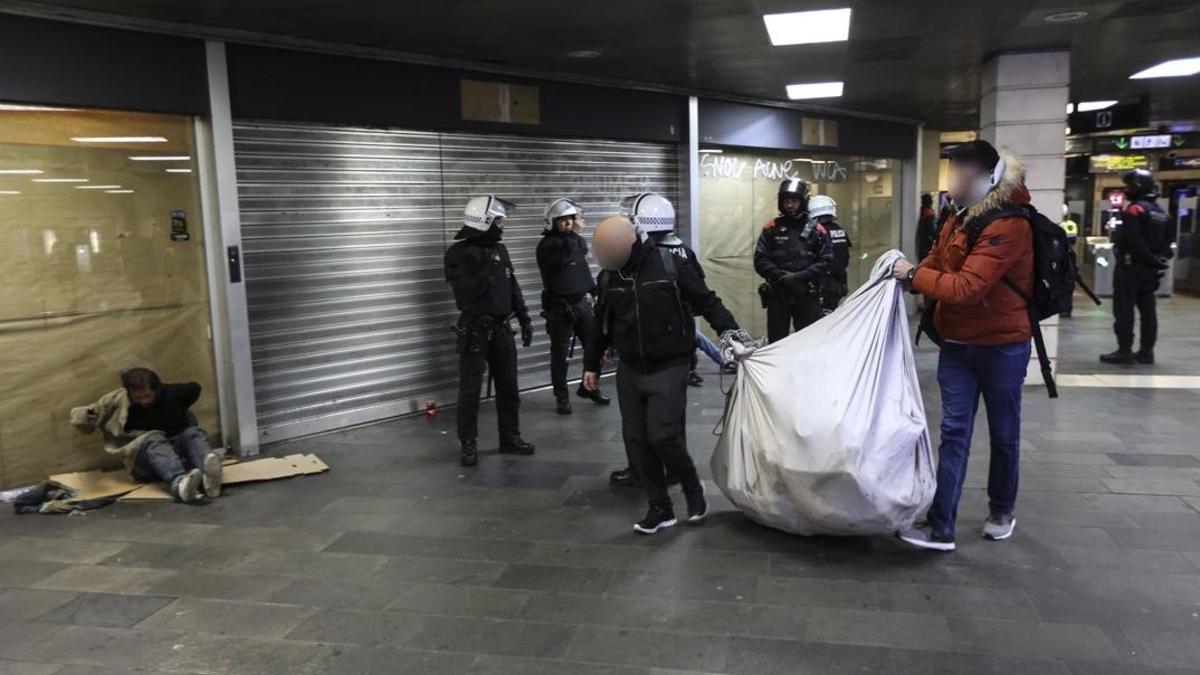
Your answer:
[1154,256,1171,271]
[520,320,534,347]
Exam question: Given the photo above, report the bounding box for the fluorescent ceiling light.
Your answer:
[763,8,851,46]
[0,190,21,195]
[105,189,134,194]
[698,149,723,154]
[0,169,43,174]
[75,185,123,189]
[70,136,168,143]
[165,168,193,173]
[1130,57,1200,79]
[1066,103,1075,114]
[0,104,73,111]
[128,155,191,161]
[32,178,87,183]
[787,81,844,100]
[1077,100,1117,112]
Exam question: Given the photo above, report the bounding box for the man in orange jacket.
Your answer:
[891,140,1034,552]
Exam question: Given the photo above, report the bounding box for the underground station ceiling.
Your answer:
[7,0,1200,129]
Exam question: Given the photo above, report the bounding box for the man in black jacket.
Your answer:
[754,178,834,342]
[583,216,750,535]
[536,197,609,415]
[444,195,536,467]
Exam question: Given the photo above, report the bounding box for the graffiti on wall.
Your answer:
[700,153,848,183]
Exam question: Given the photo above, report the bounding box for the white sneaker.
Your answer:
[202,452,223,498]
[982,514,1016,540]
[897,525,956,552]
[172,469,203,503]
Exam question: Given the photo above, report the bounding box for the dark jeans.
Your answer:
[927,340,1030,538]
[457,319,521,443]
[766,294,822,343]
[1112,265,1158,353]
[131,427,212,484]
[546,296,596,398]
[616,362,702,509]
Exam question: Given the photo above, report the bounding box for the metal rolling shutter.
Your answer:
[234,121,679,443]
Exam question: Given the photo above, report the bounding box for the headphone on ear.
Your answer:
[988,157,1007,191]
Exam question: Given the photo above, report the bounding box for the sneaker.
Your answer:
[687,371,704,387]
[1099,349,1134,365]
[171,469,203,503]
[460,439,478,467]
[610,467,640,487]
[896,525,956,551]
[576,385,611,405]
[498,437,535,455]
[633,505,677,535]
[1135,350,1155,365]
[684,484,708,524]
[201,452,223,498]
[982,513,1016,541]
[555,395,573,415]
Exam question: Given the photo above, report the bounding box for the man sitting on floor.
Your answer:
[69,368,222,503]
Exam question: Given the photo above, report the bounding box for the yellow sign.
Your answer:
[1088,154,1149,173]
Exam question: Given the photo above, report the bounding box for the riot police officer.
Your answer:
[444,195,536,466]
[1100,169,1171,365]
[807,194,852,313]
[754,178,834,342]
[536,197,609,415]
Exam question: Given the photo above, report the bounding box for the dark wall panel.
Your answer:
[0,15,208,114]
[698,99,916,159]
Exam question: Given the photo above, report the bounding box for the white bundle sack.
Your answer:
[711,250,935,536]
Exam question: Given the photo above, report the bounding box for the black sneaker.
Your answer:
[610,467,640,487]
[687,371,704,387]
[1099,350,1134,365]
[896,525,956,552]
[1135,350,1155,364]
[499,437,535,455]
[576,385,611,405]
[684,484,708,524]
[460,439,478,467]
[555,395,573,415]
[633,505,677,535]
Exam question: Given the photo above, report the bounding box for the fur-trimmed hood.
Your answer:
[961,148,1030,226]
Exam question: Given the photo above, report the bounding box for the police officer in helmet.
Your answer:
[536,197,609,415]
[755,178,834,342]
[807,194,852,313]
[444,195,536,466]
[1100,169,1172,365]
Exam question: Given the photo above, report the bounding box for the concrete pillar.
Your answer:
[978,51,1069,384]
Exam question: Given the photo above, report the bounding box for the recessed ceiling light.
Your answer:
[165,168,193,173]
[764,8,851,46]
[1130,57,1200,79]
[787,81,844,100]
[75,185,123,189]
[70,136,168,143]
[1076,100,1118,112]
[128,155,191,161]
[1043,10,1088,23]
[0,169,43,174]
[32,178,87,183]
[105,189,134,194]
[566,49,603,59]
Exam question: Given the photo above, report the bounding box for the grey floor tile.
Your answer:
[387,582,531,618]
[948,617,1120,660]
[661,599,807,640]
[565,625,729,671]
[325,531,532,562]
[1051,545,1196,573]
[493,563,613,594]
[38,592,173,628]
[285,607,428,646]
[877,582,1040,620]
[99,541,255,571]
[607,569,756,603]
[268,576,399,611]
[0,560,67,589]
[137,596,316,638]
[142,569,294,602]
[803,607,955,650]
[0,588,78,618]
[8,625,182,669]
[376,555,509,586]
[405,615,575,658]
[468,654,649,675]
[0,537,129,565]
[753,576,879,610]
[153,632,341,675]
[0,620,67,662]
[227,548,390,579]
[0,660,63,675]
[518,592,666,630]
[31,565,176,595]
[326,646,476,675]
[1123,627,1200,669]
[890,649,1073,675]
[723,636,894,675]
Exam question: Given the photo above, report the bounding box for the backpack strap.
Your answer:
[965,205,1029,250]
[656,246,679,282]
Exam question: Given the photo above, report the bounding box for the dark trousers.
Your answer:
[927,341,1030,538]
[457,319,521,443]
[131,427,212,484]
[1112,266,1158,353]
[616,362,702,509]
[546,296,595,398]
[766,294,822,343]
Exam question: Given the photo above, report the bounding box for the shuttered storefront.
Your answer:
[234,121,679,443]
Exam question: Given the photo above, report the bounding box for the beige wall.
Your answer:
[0,108,219,487]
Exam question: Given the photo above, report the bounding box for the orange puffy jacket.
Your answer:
[912,152,1034,346]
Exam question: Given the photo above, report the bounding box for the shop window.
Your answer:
[0,104,218,487]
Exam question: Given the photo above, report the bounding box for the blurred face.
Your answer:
[593,217,637,270]
[948,161,991,206]
[555,214,584,233]
[492,216,505,231]
[128,385,156,407]
[782,197,803,216]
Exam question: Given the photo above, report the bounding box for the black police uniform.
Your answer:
[819,216,852,313]
[536,227,601,408]
[1111,196,1170,358]
[650,232,708,381]
[585,238,739,515]
[754,215,834,342]
[444,228,533,455]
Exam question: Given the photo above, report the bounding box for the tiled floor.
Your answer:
[2,295,1200,674]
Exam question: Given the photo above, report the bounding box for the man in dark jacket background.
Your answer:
[754,178,834,342]
[583,216,749,535]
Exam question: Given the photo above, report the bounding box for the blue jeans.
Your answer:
[695,329,723,366]
[131,427,213,484]
[927,340,1030,538]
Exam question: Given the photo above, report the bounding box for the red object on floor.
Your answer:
[424,400,438,417]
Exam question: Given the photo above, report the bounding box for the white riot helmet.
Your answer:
[543,197,582,229]
[619,192,675,233]
[807,195,837,220]
[462,195,514,233]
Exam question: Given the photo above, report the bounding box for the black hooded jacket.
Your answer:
[536,228,595,305]
[444,228,530,322]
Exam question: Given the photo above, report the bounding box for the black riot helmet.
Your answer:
[777,178,810,217]
[1122,168,1156,199]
